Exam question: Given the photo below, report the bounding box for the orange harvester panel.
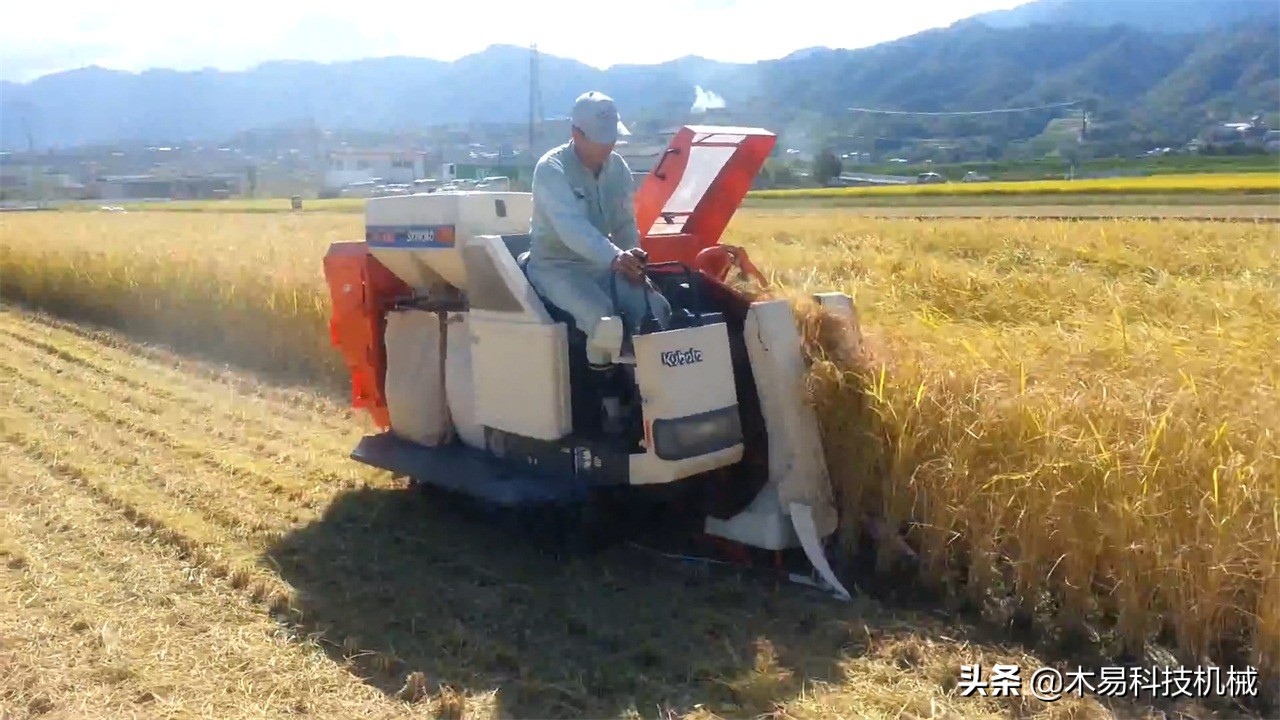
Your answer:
[635,126,776,266]
[323,241,412,428]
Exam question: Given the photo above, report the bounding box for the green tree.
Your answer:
[813,148,842,185]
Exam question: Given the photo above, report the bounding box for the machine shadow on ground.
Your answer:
[265,483,972,718]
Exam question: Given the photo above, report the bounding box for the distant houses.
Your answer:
[97,173,243,200]
[1198,115,1276,153]
[324,150,431,190]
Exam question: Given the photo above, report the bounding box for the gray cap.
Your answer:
[571,91,621,145]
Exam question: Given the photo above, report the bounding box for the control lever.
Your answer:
[610,251,663,337]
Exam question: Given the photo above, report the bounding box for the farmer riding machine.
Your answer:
[322,125,859,599]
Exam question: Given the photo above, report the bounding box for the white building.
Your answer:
[324,150,431,190]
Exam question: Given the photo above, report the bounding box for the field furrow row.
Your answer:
[0,364,288,541]
[0,398,290,609]
[0,322,371,501]
[0,340,494,717]
[0,322,360,466]
[0,310,360,439]
[0,307,352,425]
[0,338,351,514]
[0,440,407,720]
[0,356,320,534]
[0,321,503,713]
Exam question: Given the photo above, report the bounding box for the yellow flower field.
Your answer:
[1,208,1277,707]
[750,171,1280,198]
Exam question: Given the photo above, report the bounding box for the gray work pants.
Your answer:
[526,259,672,338]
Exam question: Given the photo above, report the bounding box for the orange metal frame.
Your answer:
[634,126,776,273]
[322,242,412,430]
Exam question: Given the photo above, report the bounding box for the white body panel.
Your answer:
[444,312,486,449]
[813,291,862,356]
[747,301,839,522]
[633,323,737,421]
[365,192,533,292]
[383,309,453,447]
[811,292,854,317]
[629,322,743,483]
[456,231,569,441]
[703,483,794,550]
[702,297,852,600]
[704,299,838,541]
[469,316,571,441]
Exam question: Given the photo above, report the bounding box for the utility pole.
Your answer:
[20,110,38,202]
[528,43,540,188]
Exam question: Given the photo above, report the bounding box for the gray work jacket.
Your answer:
[528,141,641,270]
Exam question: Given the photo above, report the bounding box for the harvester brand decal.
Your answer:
[660,348,704,368]
[366,224,455,247]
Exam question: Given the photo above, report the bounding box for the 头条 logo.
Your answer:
[661,348,703,368]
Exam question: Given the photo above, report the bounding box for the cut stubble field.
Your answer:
[1,208,1277,719]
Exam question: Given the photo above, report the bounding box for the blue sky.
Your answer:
[1,0,1029,83]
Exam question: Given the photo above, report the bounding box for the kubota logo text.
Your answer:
[661,348,703,367]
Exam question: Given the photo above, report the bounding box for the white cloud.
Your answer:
[0,0,1028,82]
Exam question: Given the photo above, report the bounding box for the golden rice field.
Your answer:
[750,172,1280,199]
[1,209,1277,719]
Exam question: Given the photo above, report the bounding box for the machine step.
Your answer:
[351,432,590,507]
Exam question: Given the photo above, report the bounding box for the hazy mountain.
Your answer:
[0,50,748,150]
[1135,19,1280,133]
[972,0,1279,34]
[1,0,1276,152]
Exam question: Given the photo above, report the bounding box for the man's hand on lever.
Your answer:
[611,248,648,285]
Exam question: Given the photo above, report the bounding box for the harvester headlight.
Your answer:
[651,406,742,461]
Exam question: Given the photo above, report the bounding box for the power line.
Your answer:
[846,100,1082,117]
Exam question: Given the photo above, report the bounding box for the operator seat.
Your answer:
[514,250,585,334]
[515,249,609,435]
[499,233,580,331]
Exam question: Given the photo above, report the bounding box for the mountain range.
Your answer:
[971,0,1277,33]
[1,0,1277,152]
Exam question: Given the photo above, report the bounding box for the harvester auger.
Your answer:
[322,125,858,600]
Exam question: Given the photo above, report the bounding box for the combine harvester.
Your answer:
[323,126,859,599]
